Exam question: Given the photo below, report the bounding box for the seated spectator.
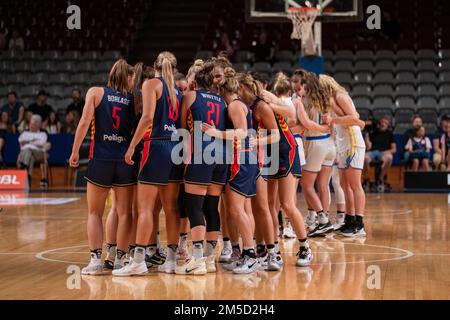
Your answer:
[17,115,51,187]
[436,119,450,171]
[0,111,16,167]
[63,110,80,134]
[215,32,234,58]
[8,29,24,50]
[66,88,85,118]
[28,90,54,123]
[252,30,275,63]
[405,126,431,171]
[1,91,25,129]
[43,111,61,134]
[433,114,450,170]
[17,110,33,133]
[364,116,396,185]
[402,114,422,162]
[174,72,188,96]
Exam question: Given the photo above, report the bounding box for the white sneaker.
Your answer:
[305,213,317,231]
[258,253,268,269]
[113,255,127,270]
[232,256,260,274]
[223,258,243,271]
[282,222,297,239]
[333,213,346,230]
[219,246,232,263]
[206,255,216,273]
[158,259,176,274]
[265,252,281,271]
[112,260,148,276]
[81,259,104,275]
[275,252,284,267]
[296,247,313,267]
[175,257,207,275]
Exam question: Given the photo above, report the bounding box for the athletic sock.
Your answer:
[355,214,364,227]
[167,244,178,261]
[299,238,309,249]
[206,240,217,257]
[90,248,102,260]
[308,209,317,221]
[179,233,188,244]
[128,245,136,258]
[133,245,146,264]
[232,242,240,252]
[274,241,279,253]
[242,247,256,258]
[146,244,157,257]
[267,244,275,254]
[116,249,127,260]
[156,232,160,248]
[105,243,116,261]
[317,210,329,224]
[256,243,266,255]
[223,238,231,249]
[193,241,204,259]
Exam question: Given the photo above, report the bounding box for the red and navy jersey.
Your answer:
[230,98,253,151]
[187,88,227,151]
[89,87,135,160]
[150,77,182,139]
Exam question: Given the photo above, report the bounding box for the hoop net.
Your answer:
[287,7,319,41]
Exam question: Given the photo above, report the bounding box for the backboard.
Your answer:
[246,0,363,23]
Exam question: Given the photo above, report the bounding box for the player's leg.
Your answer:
[112,185,134,269]
[331,165,346,230]
[204,183,224,273]
[104,190,118,270]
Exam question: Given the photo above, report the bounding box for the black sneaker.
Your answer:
[338,222,356,237]
[308,221,334,237]
[353,221,366,237]
[103,259,114,270]
[148,250,166,266]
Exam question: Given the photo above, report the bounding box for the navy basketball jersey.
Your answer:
[89,87,135,160]
[150,77,182,139]
[230,98,253,150]
[187,88,227,150]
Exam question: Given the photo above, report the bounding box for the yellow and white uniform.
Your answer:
[302,98,336,173]
[335,101,366,170]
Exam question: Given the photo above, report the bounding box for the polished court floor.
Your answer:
[0,192,448,300]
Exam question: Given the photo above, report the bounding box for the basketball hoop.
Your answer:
[287,7,319,40]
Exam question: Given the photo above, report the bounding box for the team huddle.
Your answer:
[69,51,366,276]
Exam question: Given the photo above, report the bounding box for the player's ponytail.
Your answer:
[220,67,239,94]
[108,58,134,94]
[188,59,205,79]
[155,51,178,108]
[301,72,330,114]
[252,79,264,97]
[274,72,291,97]
[195,60,215,89]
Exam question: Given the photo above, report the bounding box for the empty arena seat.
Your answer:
[272,61,292,74]
[49,73,69,85]
[375,50,395,61]
[418,108,438,124]
[353,71,372,83]
[439,71,450,83]
[83,51,102,60]
[322,50,333,62]
[374,60,395,72]
[62,51,82,60]
[395,96,416,109]
[439,60,450,71]
[418,84,438,96]
[396,50,416,61]
[353,96,372,109]
[372,107,394,121]
[352,84,371,96]
[234,62,251,72]
[334,60,353,72]
[103,51,121,60]
[353,60,372,72]
[395,72,416,85]
[417,60,437,72]
[439,49,450,60]
[356,108,372,121]
[334,72,353,84]
[424,123,438,133]
[372,84,394,97]
[439,84,450,96]
[28,73,48,86]
[195,50,213,61]
[355,50,373,61]
[47,85,65,99]
[417,96,438,109]
[394,108,415,125]
[417,71,438,84]
[417,49,437,61]
[34,61,55,72]
[373,72,394,85]
[373,96,394,109]
[251,62,271,73]
[275,50,295,62]
[41,50,61,60]
[335,50,354,62]
[395,84,416,98]
[394,123,410,134]
[396,60,416,72]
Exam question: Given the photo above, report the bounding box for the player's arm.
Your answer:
[257,101,280,146]
[262,90,296,121]
[69,87,101,167]
[295,98,330,134]
[125,79,159,165]
[202,101,247,140]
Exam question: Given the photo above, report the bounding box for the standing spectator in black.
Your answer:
[8,29,24,50]
[364,116,397,186]
[66,88,85,118]
[28,90,54,123]
[433,114,450,170]
[1,91,25,129]
[252,30,275,63]
[0,111,15,167]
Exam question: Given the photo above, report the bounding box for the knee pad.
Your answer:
[203,195,220,232]
[185,193,205,228]
[178,184,187,218]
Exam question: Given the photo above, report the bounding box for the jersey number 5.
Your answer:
[112,106,122,129]
[206,101,220,125]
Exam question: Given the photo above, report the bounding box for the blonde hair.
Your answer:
[301,72,330,114]
[155,51,177,108]
[187,59,204,79]
[219,67,239,94]
[319,74,348,97]
[236,73,263,97]
[211,55,232,69]
[274,72,291,97]
[291,68,308,84]
[107,59,134,94]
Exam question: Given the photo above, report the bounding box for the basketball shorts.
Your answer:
[302,135,336,172]
[268,140,301,179]
[138,139,182,185]
[184,152,228,186]
[228,152,260,197]
[293,133,306,166]
[337,146,366,170]
[85,158,138,188]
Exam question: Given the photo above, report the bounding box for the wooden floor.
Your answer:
[0,192,449,300]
